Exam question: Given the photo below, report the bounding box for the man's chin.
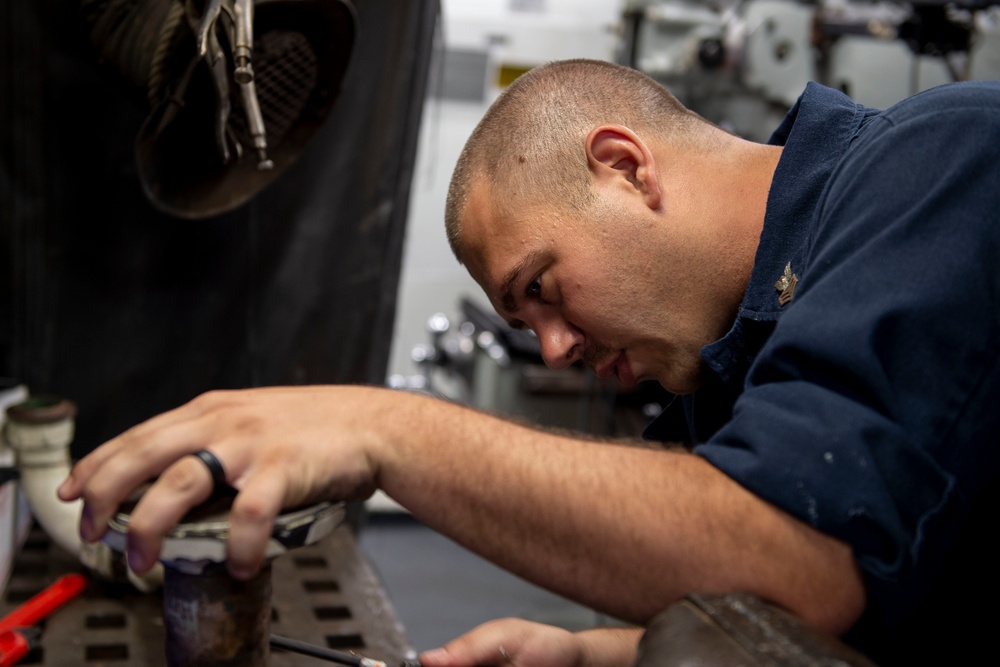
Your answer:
[654,370,703,395]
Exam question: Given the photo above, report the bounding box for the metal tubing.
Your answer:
[163,561,272,666]
[239,79,274,169]
[233,0,255,83]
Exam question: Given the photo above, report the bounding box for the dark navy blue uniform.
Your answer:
[644,81,1000,664]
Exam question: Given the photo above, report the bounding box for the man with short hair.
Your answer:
[60,59,1000,665]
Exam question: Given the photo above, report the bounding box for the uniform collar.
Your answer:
[701,83,871,384]
[645,84,875,442]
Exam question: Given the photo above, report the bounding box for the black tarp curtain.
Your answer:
[0,0,440,458]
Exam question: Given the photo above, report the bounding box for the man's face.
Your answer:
[458,179,729,395]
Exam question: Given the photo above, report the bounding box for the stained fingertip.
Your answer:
[79,507,97,542]
[127,548,149,574]
[226,559,260,581]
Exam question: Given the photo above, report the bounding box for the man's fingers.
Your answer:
[57,387,373,582]
[225,470,287,580]
[71,442,176,543]
[423,620,528,667]
[95,441,288,580]
[69,419,214,542]
[58,391,225,502]
[124,454,218,572]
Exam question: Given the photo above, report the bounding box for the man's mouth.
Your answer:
[595,357,615,380]
[595,351,636,387]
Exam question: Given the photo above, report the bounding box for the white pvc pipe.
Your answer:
[4,398,162,591]
[4,411,83,559]
[0,381,28,423]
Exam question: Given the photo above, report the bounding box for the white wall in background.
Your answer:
[386,0,626,385]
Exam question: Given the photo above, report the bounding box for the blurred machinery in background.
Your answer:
[390,299,670,440]
[620,0,1000,140]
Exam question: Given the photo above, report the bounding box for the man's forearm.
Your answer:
[375,390,865,634]
[60,384,864,635]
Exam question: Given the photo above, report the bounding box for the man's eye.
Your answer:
[526,277,542,297]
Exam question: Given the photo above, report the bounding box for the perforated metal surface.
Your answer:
[0,524,414,666]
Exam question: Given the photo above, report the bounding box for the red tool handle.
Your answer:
[0,629,30,667]
[0,573,87,633]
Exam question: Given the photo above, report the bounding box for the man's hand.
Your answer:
[57,386,386,579]
[420,619,641,667]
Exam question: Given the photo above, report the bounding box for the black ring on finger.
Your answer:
[191,449,227,493]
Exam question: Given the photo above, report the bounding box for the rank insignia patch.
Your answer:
[775,262,798,306]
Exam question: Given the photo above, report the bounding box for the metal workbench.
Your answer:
[0,523,415,666]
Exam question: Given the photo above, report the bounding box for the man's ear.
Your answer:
[585,125,661,210]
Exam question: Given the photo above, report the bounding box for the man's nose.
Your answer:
[535,318,584,370]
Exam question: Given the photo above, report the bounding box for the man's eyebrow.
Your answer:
[499,251,544,314]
